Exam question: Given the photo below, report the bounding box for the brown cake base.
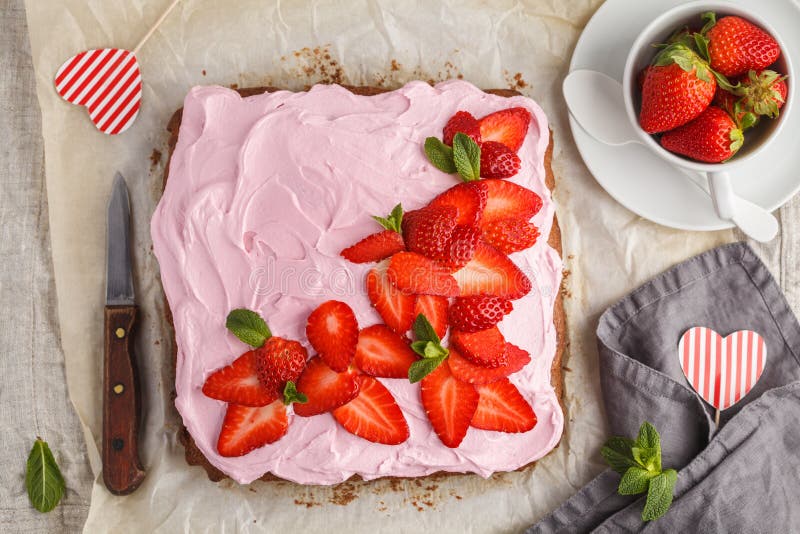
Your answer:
[161,85,567,484]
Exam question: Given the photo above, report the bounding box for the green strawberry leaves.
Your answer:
[373,203,404,234]
[282,381,308,405]
[226,309,271,348]
[424,133,481,182]
[601,421,678,523]
[26,438,65,513]
[408,314,449,383]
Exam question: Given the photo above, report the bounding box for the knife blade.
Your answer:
[102,172,145,495]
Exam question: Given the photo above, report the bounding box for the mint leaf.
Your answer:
[619,466,656,495]
[636,421,662,470]
[408,355,446,383]
[601,436,637,474]
[424,341,449,359]
[642,469,678,522]
[373,203,404,234]
[226,309,271,348]
[452,133,481,182]
[282,381,308,405]
[424,137,457,174]
[26,438,65,513]
[410,340,429,355]
[413,313,440,343]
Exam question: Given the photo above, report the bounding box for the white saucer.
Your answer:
[568,0,800,231]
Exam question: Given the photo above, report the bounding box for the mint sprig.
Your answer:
[408,314,449,383]
[424,133,482,182]
[26,438,65,513]
[601,421,678,522]
[282,381,308,405]
[226,309,271,348]
[372,203,404,234]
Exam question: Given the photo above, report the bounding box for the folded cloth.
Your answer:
[530,242,800,533]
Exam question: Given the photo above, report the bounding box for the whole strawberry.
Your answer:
[443,111,482,146]
[480,141,521,179]
[255,337,308,394]
[639,44,716,133]
[703,14,780,77]
[713,88,759,130]
[736,69,788,119]
[661,106,743,163]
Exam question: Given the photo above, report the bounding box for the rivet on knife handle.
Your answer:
[103,305,145,495]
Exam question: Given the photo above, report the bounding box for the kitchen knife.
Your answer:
[103,172,145,495]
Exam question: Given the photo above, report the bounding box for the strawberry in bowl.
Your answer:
[633,9,790,164]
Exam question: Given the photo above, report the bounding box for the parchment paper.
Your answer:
[24,0,735,532]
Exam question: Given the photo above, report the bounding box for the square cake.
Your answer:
[151,81,565,485]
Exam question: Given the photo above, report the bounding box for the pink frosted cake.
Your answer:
[151,80,565,485]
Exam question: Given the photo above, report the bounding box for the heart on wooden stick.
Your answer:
[53,0,181,135]
[55,48,142,135]
[678,327,767,425]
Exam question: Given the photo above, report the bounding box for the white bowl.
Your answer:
[622,0,794,172]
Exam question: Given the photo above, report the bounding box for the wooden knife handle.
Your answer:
[103,305,145,495]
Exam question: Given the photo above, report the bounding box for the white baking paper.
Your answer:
[24,0,735,531]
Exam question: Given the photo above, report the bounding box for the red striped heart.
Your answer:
[678,327,767,411]
[54,48,142,135]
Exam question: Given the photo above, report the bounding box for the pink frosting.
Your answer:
[151,81,564,485]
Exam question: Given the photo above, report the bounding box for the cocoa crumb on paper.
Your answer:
[329,481,358,506]
[503,70,529,91]
[294,498,322,508]
[202,69,206,76]
[149,149,162,168]
[390,59,401,71]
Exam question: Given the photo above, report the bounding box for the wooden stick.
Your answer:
[132,0,182,55]
[714,408,721,427]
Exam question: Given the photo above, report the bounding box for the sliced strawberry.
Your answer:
[217,401,289,457]
[480,141,521,179]
[332,375,409,445]
[387,251,460,297]
[420,361,479,448]
[366,261,416,333]
[354,324,418,378]
[452,242,532,299]
[306,300,359,372]
[478,107,531,152]
[403,205,458,260]
[293,357,360,417]
[448,295,513,332]
[341,230,405,264]
[471,379,537,433]
[482,218,540,254]
[443,111,482,146]
[480,179,543,226]
[438,224,481,270]
[202,351,279,407]
[450,326,509,368]
[448,343,530,384]
[429,182,488,226]
[414,295,449,339]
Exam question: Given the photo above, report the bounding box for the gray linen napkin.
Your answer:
[530,242,800,533]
